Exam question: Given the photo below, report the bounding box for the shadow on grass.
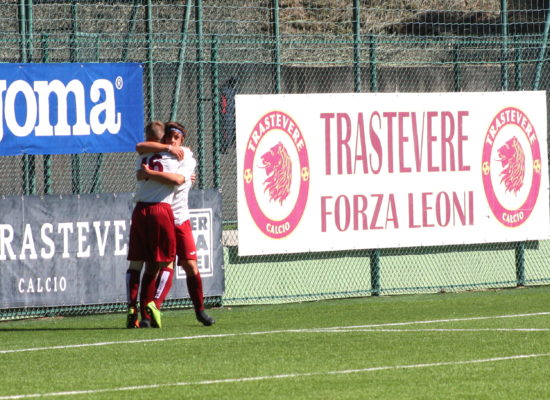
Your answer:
[0,326,130,332]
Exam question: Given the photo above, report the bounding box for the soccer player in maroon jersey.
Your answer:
[126,121,185,328]
[136,122,215,327]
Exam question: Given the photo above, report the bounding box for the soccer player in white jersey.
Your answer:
[137,121,215,326]
[126,121,185,328]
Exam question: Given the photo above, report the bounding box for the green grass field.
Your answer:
[2,286,550,399]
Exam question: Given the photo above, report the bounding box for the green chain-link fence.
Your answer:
[0,0,549,318]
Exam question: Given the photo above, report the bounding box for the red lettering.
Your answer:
[408,193,420,228]
[383,112,396,173]
[457,111,470,171]
[370,194,384,230]
[436,192,451,227]
[398,112,411,173]
[353,194,368,230]
[322,109,470,176]
[422,192,434,227]
[336,113,352,175]
[441,111,455,171]
[386,194,399,229]
[320,195,332,232]
[320,193,399,232]
[335,195,350,231]
[409,191,474,228]
[320,113,334,175]
[354,113,368,174]
[411,112,424,172]
[426,111,439,172]
[369,112,382,174]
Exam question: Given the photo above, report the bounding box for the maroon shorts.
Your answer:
[175,219,197,264]
[127,202,176,262]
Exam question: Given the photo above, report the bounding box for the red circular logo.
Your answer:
[243,111,310,238]
[482,107,541,227]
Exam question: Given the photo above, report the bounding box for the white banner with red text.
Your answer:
[236,91,550,256]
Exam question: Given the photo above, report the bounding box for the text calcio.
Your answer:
[320,111,474,232]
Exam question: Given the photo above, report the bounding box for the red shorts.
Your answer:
[127,202,176,262]
[175,219,197,264]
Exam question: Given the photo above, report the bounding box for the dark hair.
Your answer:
[164,121,187,138]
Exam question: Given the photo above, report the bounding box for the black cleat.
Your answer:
[139,318,152,328]
[126,307,139,329]
[196,310,215,326]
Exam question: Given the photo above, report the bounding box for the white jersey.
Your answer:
[134,152,184,204]
[172,147,196,225]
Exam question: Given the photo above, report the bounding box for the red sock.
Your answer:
[139,272,157,319]
[126,269,141,309]
[186,273,204,312]
[154,267,174,309]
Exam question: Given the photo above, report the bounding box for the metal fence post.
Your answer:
[353,0,361,93]
[514,35,523,90]
[146,0,154,121]
[91,33,103,193]
[26,0,33,61]
[369,34,378,92]
[501,0,509,90]
[368,28,381,295]
[514,6,550,288]
[41,33,52,195]
[20,0,36,195]
[171,0,192,121]
[453,40,462,91]
[356,1,380,296]
[211,35,221,189]
[122,0,140,62]
[500,0,528,288]
[272,0,281,94]
[533,5,550,91]
[70,1,81,194]
[195,0,206,189]
[515,242,525,286]
[370,249,381,296]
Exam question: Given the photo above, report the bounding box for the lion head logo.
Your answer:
[260,142,292,205]
[497,136,525,195]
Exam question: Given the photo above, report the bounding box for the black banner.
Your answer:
[0,190,224,308]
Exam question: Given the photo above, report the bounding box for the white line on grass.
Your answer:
[322,311,550,330]
[325,328,550,333]
[1,352,549,399]
[1,311,550,355]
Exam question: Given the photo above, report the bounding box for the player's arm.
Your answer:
[180,147,197,184]
[136,141,184,160]
[137,164,185,185]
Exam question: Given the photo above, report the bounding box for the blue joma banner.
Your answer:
[0,63,144,155]
[0,191,224,308]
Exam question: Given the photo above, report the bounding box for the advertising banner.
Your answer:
[0,190,224,308]
[0,63,143,156]
[236,91,550,255]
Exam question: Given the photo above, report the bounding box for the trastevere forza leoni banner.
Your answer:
[236,91,550,256]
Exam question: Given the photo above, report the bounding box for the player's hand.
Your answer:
[137,163,151,180]
[191,173,197,185]
[168,145,184,161]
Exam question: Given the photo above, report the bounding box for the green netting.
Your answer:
[1,0,549,318]
[0,297,222,321]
